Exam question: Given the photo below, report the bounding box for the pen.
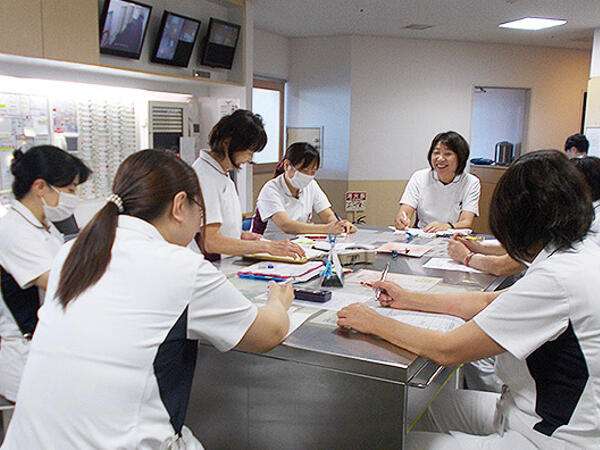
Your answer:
[464,236,484,242]
[334,211,342,222]
[375,262,391,300]
[401,210,409,225]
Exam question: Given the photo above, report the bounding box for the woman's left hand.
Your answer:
[337,303,379,334]
[241,231,262,241]
[447,239,469,264]
[423,221,451,233]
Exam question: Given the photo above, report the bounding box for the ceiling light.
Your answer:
[403,24,433,31]
[499,17,566,31]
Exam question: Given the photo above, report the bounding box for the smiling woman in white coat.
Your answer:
[2,149,293,449]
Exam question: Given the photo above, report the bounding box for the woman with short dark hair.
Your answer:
[338,150,600,448]
[395,131,480,232]
[572,155,600,244]
[0,145,90,401]
[253,142,356,238]
[191,110,304,260]
[2,149,293,448]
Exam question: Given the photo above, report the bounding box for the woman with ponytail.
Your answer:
[0,145,90,402]
[253,142,356,238]
[3,149,293,449]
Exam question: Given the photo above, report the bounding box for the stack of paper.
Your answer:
[376,242,431,257]
[422,257,484,274]
[238,261,324,282]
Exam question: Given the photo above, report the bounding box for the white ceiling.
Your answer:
[251,0,600,49]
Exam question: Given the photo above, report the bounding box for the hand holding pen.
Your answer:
[332,211,358,234]
[395,210,411,230]
[375,262,391,301]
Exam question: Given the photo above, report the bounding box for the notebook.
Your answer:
[237,261,324,283]
[376,242,431,258]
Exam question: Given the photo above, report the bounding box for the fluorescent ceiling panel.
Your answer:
[499,17,567,31]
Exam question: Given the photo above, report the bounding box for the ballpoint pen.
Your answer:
[375,262,391,300]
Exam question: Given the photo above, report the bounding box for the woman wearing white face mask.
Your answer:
[254,142,356,239]
[0,145,90,402]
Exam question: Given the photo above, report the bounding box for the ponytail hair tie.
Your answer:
[106,193,124,213]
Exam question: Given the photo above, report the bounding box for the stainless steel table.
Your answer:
[185,227,506,449]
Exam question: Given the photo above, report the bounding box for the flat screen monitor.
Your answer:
[99,0,152,59]
[150,11,201,67]
[200,18,241,69]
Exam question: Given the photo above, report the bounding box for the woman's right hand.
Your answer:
[371,280,412,309]
[453,235,484,253]
[394,211,410,230]
[267,281,294,310]
[326,220,347,234]
[266,240,306,259]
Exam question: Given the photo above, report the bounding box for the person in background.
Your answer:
[191,110,304,261]
[395,131,480,232]
[572,155,600,242]
[446,237,526,276]
[338,150,600,449]
[564,133,589,159]
[2,150,293,449]
[0,145,90,402]
[253,142,356,239]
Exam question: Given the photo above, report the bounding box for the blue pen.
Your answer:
[334,211,342,222]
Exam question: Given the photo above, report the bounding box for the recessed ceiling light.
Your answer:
[499,17,567,31]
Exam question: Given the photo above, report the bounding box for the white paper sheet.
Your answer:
[344,269,442,292]
[285,306,318,338]
[254,290,372,312]
[375,308,465,333]
[423,257,484,274]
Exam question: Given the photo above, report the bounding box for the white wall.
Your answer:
[348,36,590,180]
[253,28,289,80]
[470,88,527,160]
[590,29,600,78]
[286,36,351,180]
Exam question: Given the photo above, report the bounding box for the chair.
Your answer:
[250,208,266,235]
[0,395,15,443]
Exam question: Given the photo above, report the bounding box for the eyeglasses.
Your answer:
[188,196,204,215]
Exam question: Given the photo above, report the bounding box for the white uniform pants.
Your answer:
[463,357,503,393]
[0,338,29,402]
[407,389,536,449]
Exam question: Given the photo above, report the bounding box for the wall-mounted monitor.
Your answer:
[150,11,201,67]
[200,18,241,69]
[99,0,152,59]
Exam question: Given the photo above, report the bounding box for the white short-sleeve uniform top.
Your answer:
[399,168,480,228]
[256,174,331,239]
[590,200,600,244]
[0,200,62,401]
[2,215,258,449]
[192,150,242,240]
[473,239,600,449]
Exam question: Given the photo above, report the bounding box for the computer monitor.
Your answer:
[151,11,201,67]
[99,0,152,59]
[200,18,241,69]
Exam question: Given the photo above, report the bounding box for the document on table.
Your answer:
[422,257,484,274]
[377,242,431,257]
[344,269,442,292]
[285,306,319,339]
[254,290,373,312]
[375,308,465,333]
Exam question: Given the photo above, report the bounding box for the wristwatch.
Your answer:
[447,222,455,229]
[464,251,475,267]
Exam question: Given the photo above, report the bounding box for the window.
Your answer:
[252,78,284,172]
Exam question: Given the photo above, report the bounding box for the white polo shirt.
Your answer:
[473,239,600,449]
[2,215,258,449]
[590,200,600,244]
[192,150,242,240]
[0,200,63,401]
[256,174,331,239]
[400,168,480,228]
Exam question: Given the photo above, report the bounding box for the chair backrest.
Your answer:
[251,208,267,235]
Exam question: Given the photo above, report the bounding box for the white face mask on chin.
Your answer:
[41,185,79,222]
[288,169,315,190]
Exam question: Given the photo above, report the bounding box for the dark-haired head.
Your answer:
[57,149,204,307]
[10,145,91,200]
[427,131,470,176]
[571,156,600,202]
[274,142,320,177]
[564,133,589,159]
[208,109,267,169]
[490,150,593,262]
